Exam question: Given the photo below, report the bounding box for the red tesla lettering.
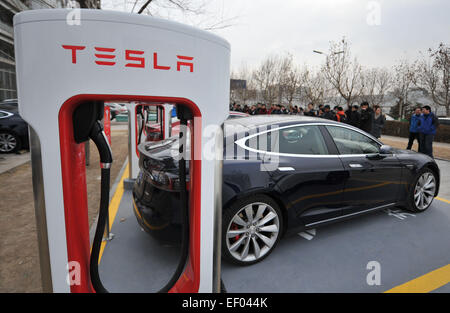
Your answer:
[153,53,171,70]
[125,50,145,68]
[176,55,194,72]
[94,47,116,66]
[62,44,195,73]
[62,45,86,64]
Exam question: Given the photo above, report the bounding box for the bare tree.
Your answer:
[301,67,329,108]
[417,43,450,117]
[361,67,392,107]
[392,58,417,119]
[230,64,256,106]
[103,0,238,30]
[322,38,364,108]
[277,54,302,107]
[252,55,281,107]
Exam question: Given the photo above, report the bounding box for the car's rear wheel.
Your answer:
[407,168,437,212]
[0,131,21,153]
[222,195,283,265]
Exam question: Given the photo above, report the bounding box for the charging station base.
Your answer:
[123,179,136,190]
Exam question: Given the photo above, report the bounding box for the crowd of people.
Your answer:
[230,102,439,157]
[230,101,386,139]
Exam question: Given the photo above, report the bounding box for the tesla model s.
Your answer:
[132,115,440,265]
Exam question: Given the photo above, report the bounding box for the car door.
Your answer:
[262,124,347,227]
[324,125,403,215]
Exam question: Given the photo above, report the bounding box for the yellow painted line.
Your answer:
[97,163,129,264]
[436,196,450,204]
[385,264,450,293]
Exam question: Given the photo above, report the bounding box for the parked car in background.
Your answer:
[106,103,128,120]
[0,108,29,153]
[438,117,450,126]
[0,99,19,113]
[133,115,440,265]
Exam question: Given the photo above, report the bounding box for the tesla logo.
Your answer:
[61,45,194,72]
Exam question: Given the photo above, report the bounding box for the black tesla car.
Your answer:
[0,100,29,153]
[133,115,440,265]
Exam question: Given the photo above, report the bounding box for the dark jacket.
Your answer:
[346,109,360,128]
[372,114,385,138]
[304,110,316,117]
[322,110,336,121]
[418,112,438,135]
[360,108,373,133]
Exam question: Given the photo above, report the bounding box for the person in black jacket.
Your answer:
[359,102,373,134]
[321,105,336,120]
[345,105,361,128]
[304,103,316,117]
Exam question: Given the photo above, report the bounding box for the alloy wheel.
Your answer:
[226,202,280,263]
[414,172,436,211]
[0,133,17,153]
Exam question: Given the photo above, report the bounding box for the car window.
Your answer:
[326,125,380,155]
[248,125,328,155]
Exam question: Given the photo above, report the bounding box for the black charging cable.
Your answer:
[137,106,145,145]
[89,121,113,293]
[72,101,113,293]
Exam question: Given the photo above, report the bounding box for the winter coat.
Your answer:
[359,108,373,133]
[372,114,385,138]
[304,110,316,117]
[418,112,438,135]
[409,114,421,133]
[336,111,347,123]
[345,110,361,128]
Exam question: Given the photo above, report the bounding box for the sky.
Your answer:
[102,0,450,71]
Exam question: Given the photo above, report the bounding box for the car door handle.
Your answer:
[278,167,295,171]
[349,163,363,168]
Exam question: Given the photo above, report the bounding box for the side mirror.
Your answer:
[379,145,393,155]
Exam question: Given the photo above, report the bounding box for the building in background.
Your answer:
[0,0,100,101]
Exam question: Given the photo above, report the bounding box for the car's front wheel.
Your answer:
[222,195,283,266]
[0,131,21,153]
[407,168,437,212]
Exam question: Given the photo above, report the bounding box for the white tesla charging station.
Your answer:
[14,9,229,293]
[127,102,174,180]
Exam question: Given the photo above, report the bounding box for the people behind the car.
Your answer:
[230,100,441,158]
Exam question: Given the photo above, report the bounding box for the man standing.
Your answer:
[335,107,347,123]
[321,105,336,120]
[346,105,360,128]
[418,105,439,158]
[407,107,422,151]
[304,103,316,117]
[359,102,373,134]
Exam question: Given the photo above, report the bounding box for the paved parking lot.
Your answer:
[0,152,30,175]
[98,159,450,293]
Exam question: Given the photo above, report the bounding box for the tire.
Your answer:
[0,131,21,153]
[406,168,437,213]
[222,194,283,266]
